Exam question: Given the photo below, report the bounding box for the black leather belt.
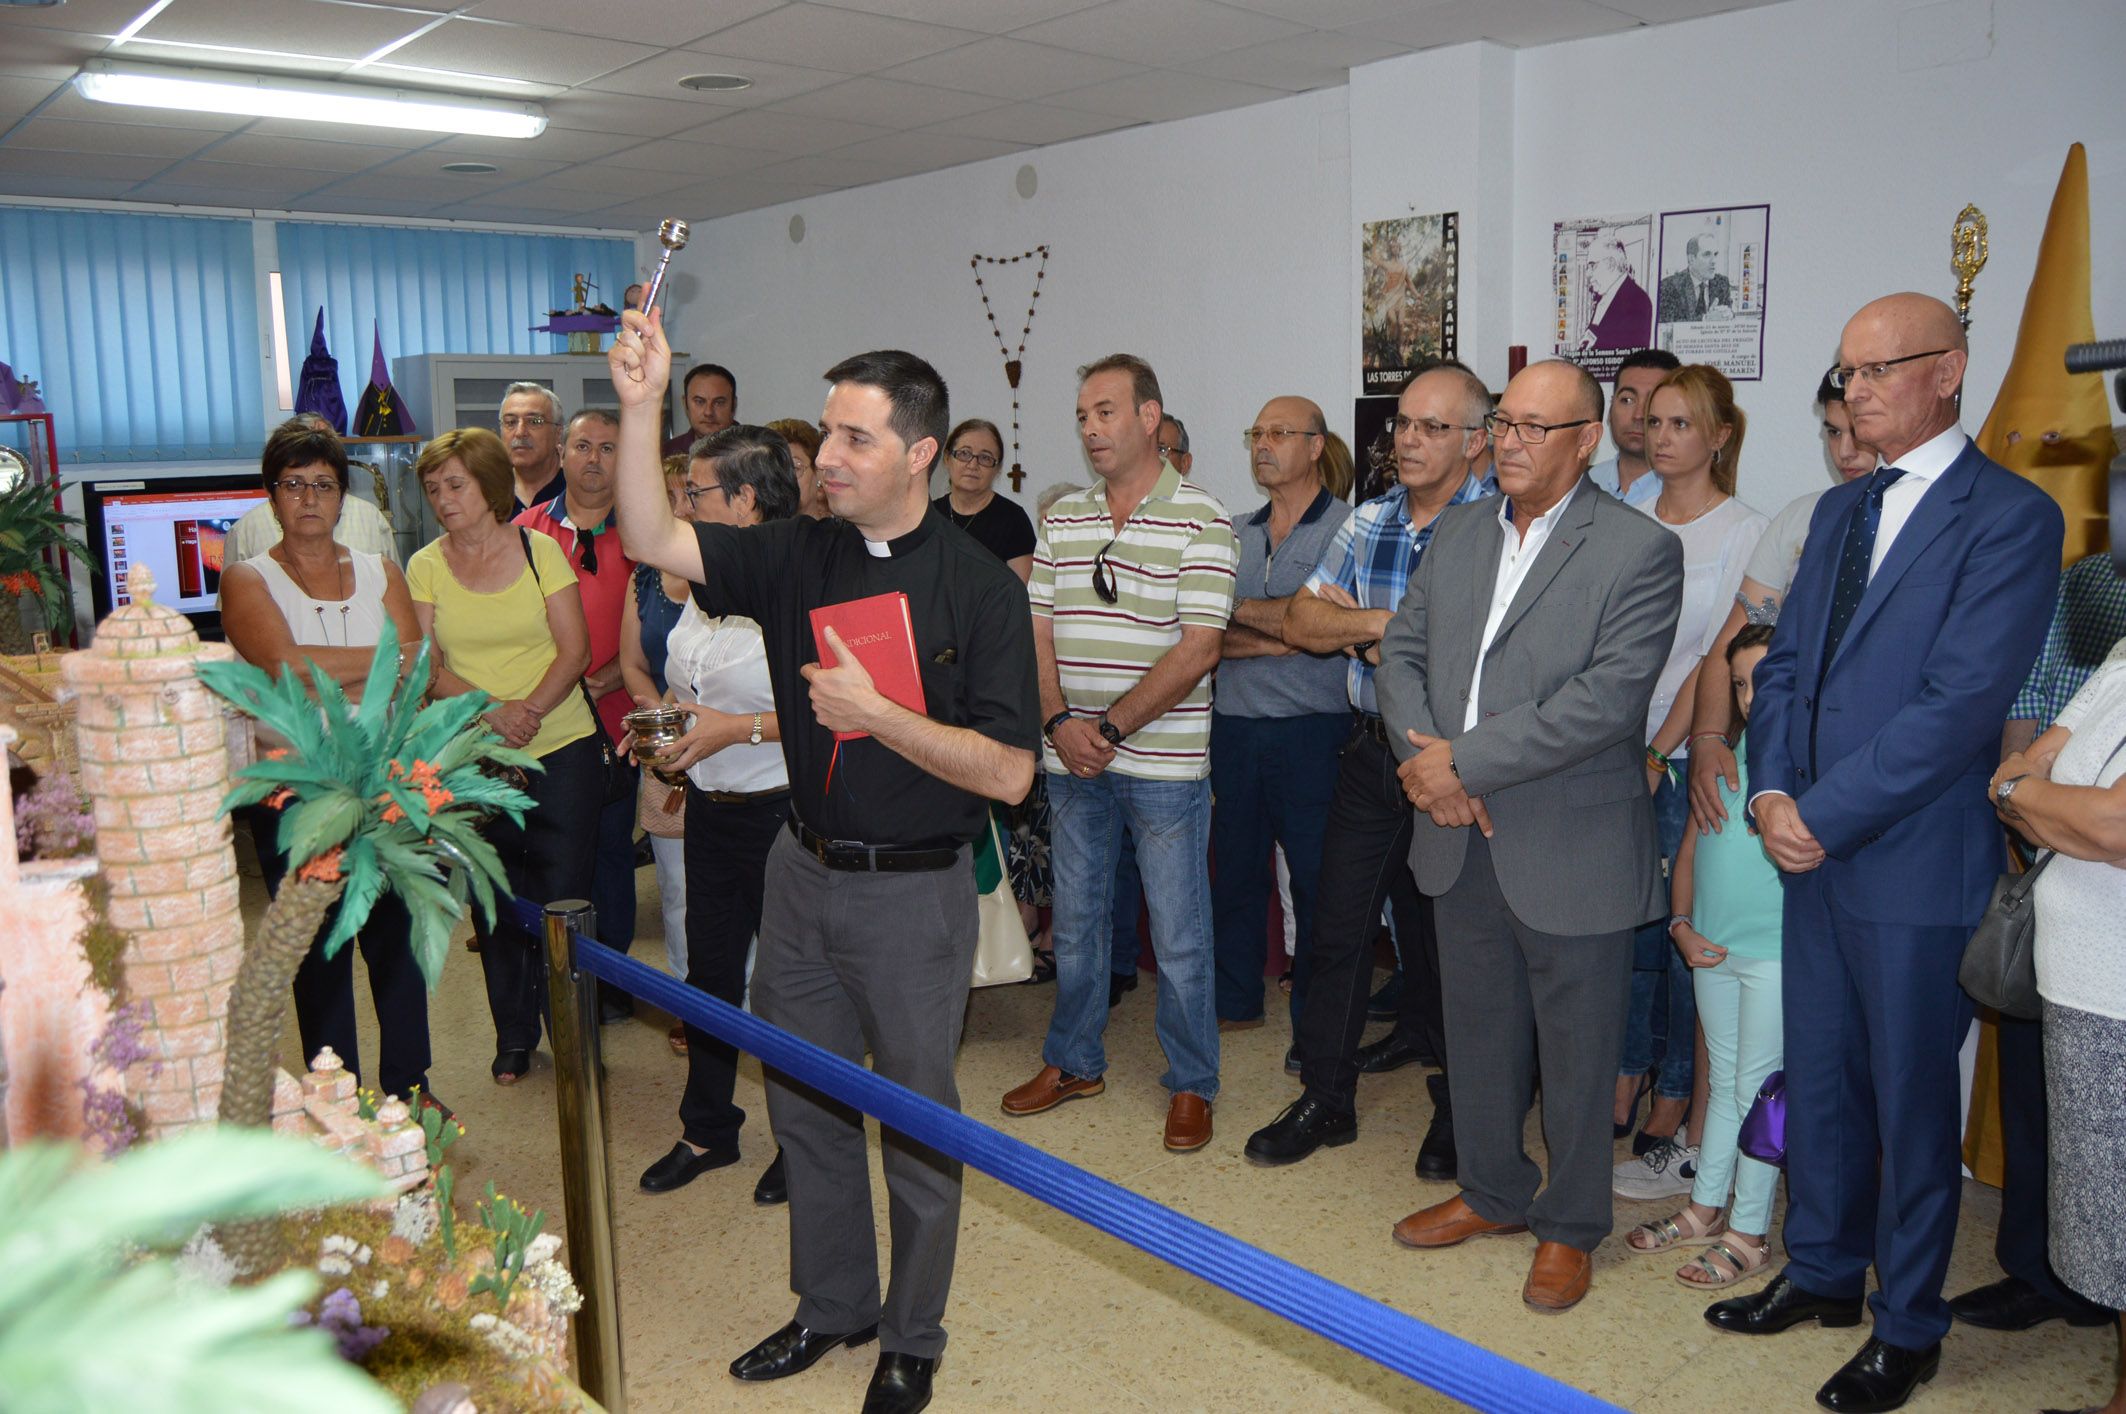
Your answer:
[699,786,790,805]
[787,818,958,873]
[1354,711,1391,745]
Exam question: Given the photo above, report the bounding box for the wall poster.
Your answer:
[1553,212,1656,382]
[1655,204,1770,381]
[1361,211,1457,393]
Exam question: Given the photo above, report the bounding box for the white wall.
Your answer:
[667,0,2126,523]
[661,87,1351,514]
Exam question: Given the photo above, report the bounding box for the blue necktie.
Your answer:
[1821,466,1905,668]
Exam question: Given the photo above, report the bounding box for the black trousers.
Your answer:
[248,806,430,1099]
[472,732,603,1054]
[1292,724,1445,1111]
[677,786,790,1151]
[1994,1013,2111,1316]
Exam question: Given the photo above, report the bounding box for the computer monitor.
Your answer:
[80,473,270,639]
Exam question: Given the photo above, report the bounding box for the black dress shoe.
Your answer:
[491,1048,532,1085]
[1284,1045,1302,1076]
[599,989,635,1025]
[1815,1337,1939,1412]
[753,1147,788,1205]
[1706,1274,1866,1335]
[1108,971,1138,1008]
[1243,1096,1357,1165]
[639,1140,739,1193]
[1949,1274,2113,1330]
[862,1350,937,1414]
[1366,970,1403,1021]
[1415,1073,1455,1181]
[729,1319,879,1382]
[1356,1030,1436,1074]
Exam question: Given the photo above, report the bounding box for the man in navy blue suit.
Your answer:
[1705,292,2064,1413]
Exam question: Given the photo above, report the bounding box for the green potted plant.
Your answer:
[0,478,94,654]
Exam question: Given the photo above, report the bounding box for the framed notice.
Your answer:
[1553,212,1656,382]
[1655,204,1770,381]
[1361,211,1458,393]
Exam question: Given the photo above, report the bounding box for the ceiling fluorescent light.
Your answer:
[73,60,547,139]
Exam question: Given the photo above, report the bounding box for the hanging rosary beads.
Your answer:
[970,245,1048,491]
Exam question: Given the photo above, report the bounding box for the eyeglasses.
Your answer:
[499,413,552,431]
[680,481,725,506]
[1092,539,1120,604]
[949,447,1000,470]
[1824,350,1950,391]
[1387,414,1479,439]
[1157,443,1185,459]
[275,477,342,499]
[1483,412,1595,445]
[1242,425,1322,449]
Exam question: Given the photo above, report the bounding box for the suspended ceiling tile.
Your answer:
[204,131,416,172]
[0,0,149,35]
[770,76,1002,129]
[0,146,172,181]
[308,169,529,203]
[1216,0,1442,23]
[1042,68,1286,123]
[1181,29,1412,91]
[431,126,638,164]
[0,75,68,117]
[830,128,1024,169]
[801,0,1108,32]
[1596,0,1785,19]
[385,19,662,87]
[0,170,147,201]
[131,1,435,61]
[680,107,894,155]
[750,150,934,188]
[464,0,781,48]
[154,156,338,192]
[922,100,1139,146]
[1344,0,1642,49]
[580,49,844,107]
[3,115,229,158]
[875,37,1145,101]
[597,136,776,179]
[357,149,571,185]
[1013,0,1307,67]
[0,26,109,82]
[234,115,456,145]
[683,4,985,75]
[544,90,732,138]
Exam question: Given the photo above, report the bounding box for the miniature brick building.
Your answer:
[272,1047,431,1193]
[61,566,245,1139]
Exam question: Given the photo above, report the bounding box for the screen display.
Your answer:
[83,479,268,621]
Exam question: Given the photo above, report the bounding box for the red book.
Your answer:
[808,591,926,743]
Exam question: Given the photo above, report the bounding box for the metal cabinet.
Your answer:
[392,353,676,445]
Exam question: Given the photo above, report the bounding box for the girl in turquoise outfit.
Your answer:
[1627,623,1786,1286]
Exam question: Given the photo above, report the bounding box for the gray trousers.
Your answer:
[1431,831,1633,1252]
[751,829,979,1359]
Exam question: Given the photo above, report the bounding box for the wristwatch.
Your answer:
[749,712,764,746]
[1097,717,1125,748]
[1042,709,1074,742]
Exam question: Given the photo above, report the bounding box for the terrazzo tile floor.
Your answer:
[245,844,2118,1413]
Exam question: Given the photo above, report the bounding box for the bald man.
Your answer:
[1707,294,2064,1413]
[1211,397,1353,1035]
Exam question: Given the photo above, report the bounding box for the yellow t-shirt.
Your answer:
[407,529,596,760]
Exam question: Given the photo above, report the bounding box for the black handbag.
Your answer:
[1959,734,2126,1019]
[520,527,635,808]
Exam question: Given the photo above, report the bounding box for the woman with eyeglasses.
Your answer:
[407,426,601,1087]
[218,418,437,1113]
[934,417,1036,581]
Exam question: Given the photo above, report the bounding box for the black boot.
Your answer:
[1416,1072,1456,1181]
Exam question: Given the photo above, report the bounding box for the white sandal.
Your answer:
[1675,1233,1771,1288]
[1626,1207,1725,1254]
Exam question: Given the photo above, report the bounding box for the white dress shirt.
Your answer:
[1465,480,1584,732]
[664,604,788,795]
[1870,424,1966,575]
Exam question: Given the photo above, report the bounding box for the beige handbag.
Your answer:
[638,774,686,840]
[970,810,1033,988]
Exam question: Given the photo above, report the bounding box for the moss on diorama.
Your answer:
[74,873,130,1009]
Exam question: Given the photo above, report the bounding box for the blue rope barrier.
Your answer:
[507,897,1620,1414]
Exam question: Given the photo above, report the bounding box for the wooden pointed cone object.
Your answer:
[1976,142,2117,564]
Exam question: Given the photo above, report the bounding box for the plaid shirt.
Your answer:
[2011,551,2126,730]
[1303,469,1497,713]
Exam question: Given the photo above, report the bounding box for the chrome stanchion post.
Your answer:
[544,899,626,1410]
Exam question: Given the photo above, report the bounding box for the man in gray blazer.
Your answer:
[1375,359,1683,1312]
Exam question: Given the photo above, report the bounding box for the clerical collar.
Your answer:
[858,509,939,559]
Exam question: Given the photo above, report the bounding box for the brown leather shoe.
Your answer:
[1217,1016,1264,1032]
[1391,1194,1529,1249]
[1522,1241,1593,1312]
[1164,1093,1213,1151]
[1001,1065,1105,1116]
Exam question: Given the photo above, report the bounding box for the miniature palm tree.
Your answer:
[198,627,536,1138]
[0,477,95,653]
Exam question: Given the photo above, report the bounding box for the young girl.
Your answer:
[1626,622,1784,1286]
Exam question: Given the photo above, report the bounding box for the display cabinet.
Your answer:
[393,354,678,446]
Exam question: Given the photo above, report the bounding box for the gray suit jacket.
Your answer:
[1376,480,1684,936]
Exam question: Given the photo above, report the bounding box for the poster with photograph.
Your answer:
[1655,205,1770,381]
[1352,395,1400,503]
[1362,212,1457,393]
[1553,213,1656,382]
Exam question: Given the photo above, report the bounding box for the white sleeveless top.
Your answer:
[246,548,391,648]
[664,602,787,795]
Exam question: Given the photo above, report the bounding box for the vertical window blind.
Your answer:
[0,207,263,463]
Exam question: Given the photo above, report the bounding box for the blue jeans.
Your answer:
[1112,825,1143,977]
[1043,770,1218,1100]
[1208,711,1344,1024]
[1622,773,1694,1098]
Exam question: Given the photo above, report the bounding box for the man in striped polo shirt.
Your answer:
[1003,353,1238,1152]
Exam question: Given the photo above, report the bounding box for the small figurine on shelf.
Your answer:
[0,361,45,417]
